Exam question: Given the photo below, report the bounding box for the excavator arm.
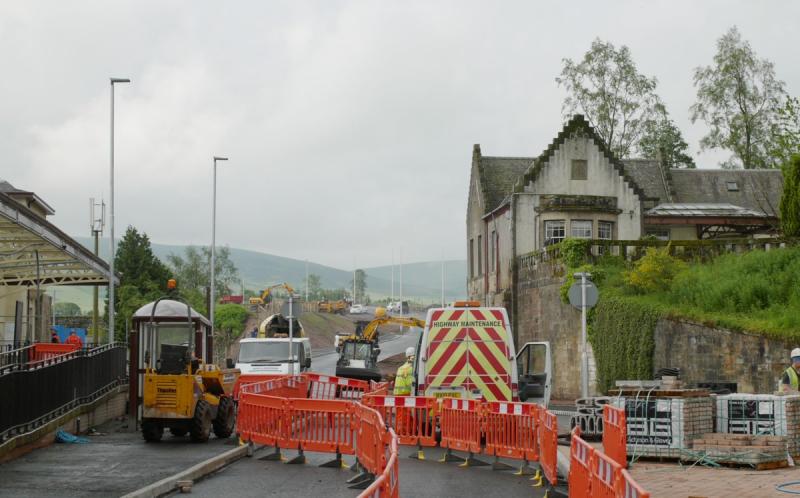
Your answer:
[360,315,425,342]
[257,282,295,304]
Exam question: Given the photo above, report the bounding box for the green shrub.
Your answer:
[624,247,686,293]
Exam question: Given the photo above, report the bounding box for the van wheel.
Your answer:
[190,400,212,442]
[213,396,236,438]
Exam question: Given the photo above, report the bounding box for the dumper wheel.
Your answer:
[213,396,236,439]
[170,427,188,437]
[142,421,163,442]
[189,400,212,442]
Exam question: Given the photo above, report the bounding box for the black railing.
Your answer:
[0,344,127,442]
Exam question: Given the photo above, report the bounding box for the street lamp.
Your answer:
[108,77,130,344]
[210,156,228,359]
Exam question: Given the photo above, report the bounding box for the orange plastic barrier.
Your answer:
[590,449,621,498]
[306,372,369,400]
[29,343,79,363]
[285,398,356,454]
[569,428,594,498]
[616,469,650,498]
[602,405,627,469]
[539,408,559,486]
[439,398,482,454]
[362,396,438,447]
[238,389,286,447]
[483,401,539,461]
[368,380,389,396]
[360,428,400,498]
[353,403,387,476]
[233,374,283,400]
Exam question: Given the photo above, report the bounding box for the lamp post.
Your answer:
[210,156,228,357]
[108,77,130,344]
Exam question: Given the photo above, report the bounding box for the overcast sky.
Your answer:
[4,1,799,269]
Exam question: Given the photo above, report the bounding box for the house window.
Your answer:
[477,235,482,275]
[598,221,613,240]
[490,230,496,272]
[571,220,592,238]
[726,181,739,191]
[544,220,566,245]
[469,238,474,278]
[571,160,588,180]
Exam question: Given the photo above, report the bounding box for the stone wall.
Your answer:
[516,261,597,400]
[653,319,791,393]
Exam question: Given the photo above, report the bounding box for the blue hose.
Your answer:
[776,481,800,495]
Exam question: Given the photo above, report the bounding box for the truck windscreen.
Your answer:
[239,342,300,363]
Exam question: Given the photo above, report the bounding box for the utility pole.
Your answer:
[210,156,228,347]
[89,198,105,346]
[305,259,309,301]
[399,249,403,318]
[441,253,445,307]
[391,249,394,303]
[288,293,294,375]
[108,77,130,345]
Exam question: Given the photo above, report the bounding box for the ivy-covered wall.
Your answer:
[588,294,660,393]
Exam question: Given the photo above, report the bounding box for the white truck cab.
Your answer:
[236,337,312,375]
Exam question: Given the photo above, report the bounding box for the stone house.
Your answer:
[466,114,784,308]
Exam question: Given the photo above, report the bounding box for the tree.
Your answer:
[54,302,82,317]
[691,26,787,169]
[214,303,249,363]
[771,96,800,167]
[112,226,173,340]
[639,110,696,169]
[304,273,322,300]
[354,269,367,303]
[557,38,663,159]
[167,245,239,297]
[780,155,800,237]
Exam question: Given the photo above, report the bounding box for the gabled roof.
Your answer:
[622,159,672,202]
[0,179,56,216]
[476,153,532,215]
[512,115,647,201]
[669,169,783,216]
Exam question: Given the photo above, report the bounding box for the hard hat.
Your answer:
[792,348,800,359]
[405,347,415,358]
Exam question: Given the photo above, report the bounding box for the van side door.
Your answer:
[515,342,551,406]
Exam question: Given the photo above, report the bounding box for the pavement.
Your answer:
[0,419,235,497]
[629,460,800,498]
[179,445,547,498]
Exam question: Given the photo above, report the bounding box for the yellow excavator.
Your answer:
[335,307,425,381]
[248,282,295,309]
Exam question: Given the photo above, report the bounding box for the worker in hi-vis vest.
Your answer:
[393,347,415,396]
[780,348,800,392]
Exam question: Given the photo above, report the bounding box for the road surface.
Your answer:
[311,327,422,375]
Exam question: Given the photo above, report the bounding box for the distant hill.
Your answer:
[67,237,466,308]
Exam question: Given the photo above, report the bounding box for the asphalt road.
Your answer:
[311,327,422,375]
[0,419,235,497]
[182,445,546,498]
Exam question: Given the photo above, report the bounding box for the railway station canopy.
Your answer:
[0,184,117,286]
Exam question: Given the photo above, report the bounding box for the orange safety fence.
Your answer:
[233,374,284,400]
[306,372,370,401]
[238,390,286,447]
[590,448,621,498]
[539,408,559,487]
[439,398,482,454]
[29,343,80,363]
[616,469,650,498]
[362,395,438,447]
[285,397,356,454]
[602,405,627,469]
[353,402,388,477]
[569,428,594,498]
[368,380,389,396]
[360,428,400,498]
[483,401,539,461]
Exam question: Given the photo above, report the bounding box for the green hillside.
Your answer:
[62,237,467,311]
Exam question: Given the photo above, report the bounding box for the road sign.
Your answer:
[568,280,598,309]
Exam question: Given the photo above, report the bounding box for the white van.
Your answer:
[412,303,519,402]
[236,337,312,375]
[516,341,552,407]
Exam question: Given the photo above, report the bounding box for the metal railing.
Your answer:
[0,343,127,442]
[519,237,796,271]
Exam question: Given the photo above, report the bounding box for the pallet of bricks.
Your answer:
[610,381,713,460]
[689,433,788,469]
[709,393,800,467]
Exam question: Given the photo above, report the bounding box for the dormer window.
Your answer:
[726,181,739,192]
[571,160,587,180]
